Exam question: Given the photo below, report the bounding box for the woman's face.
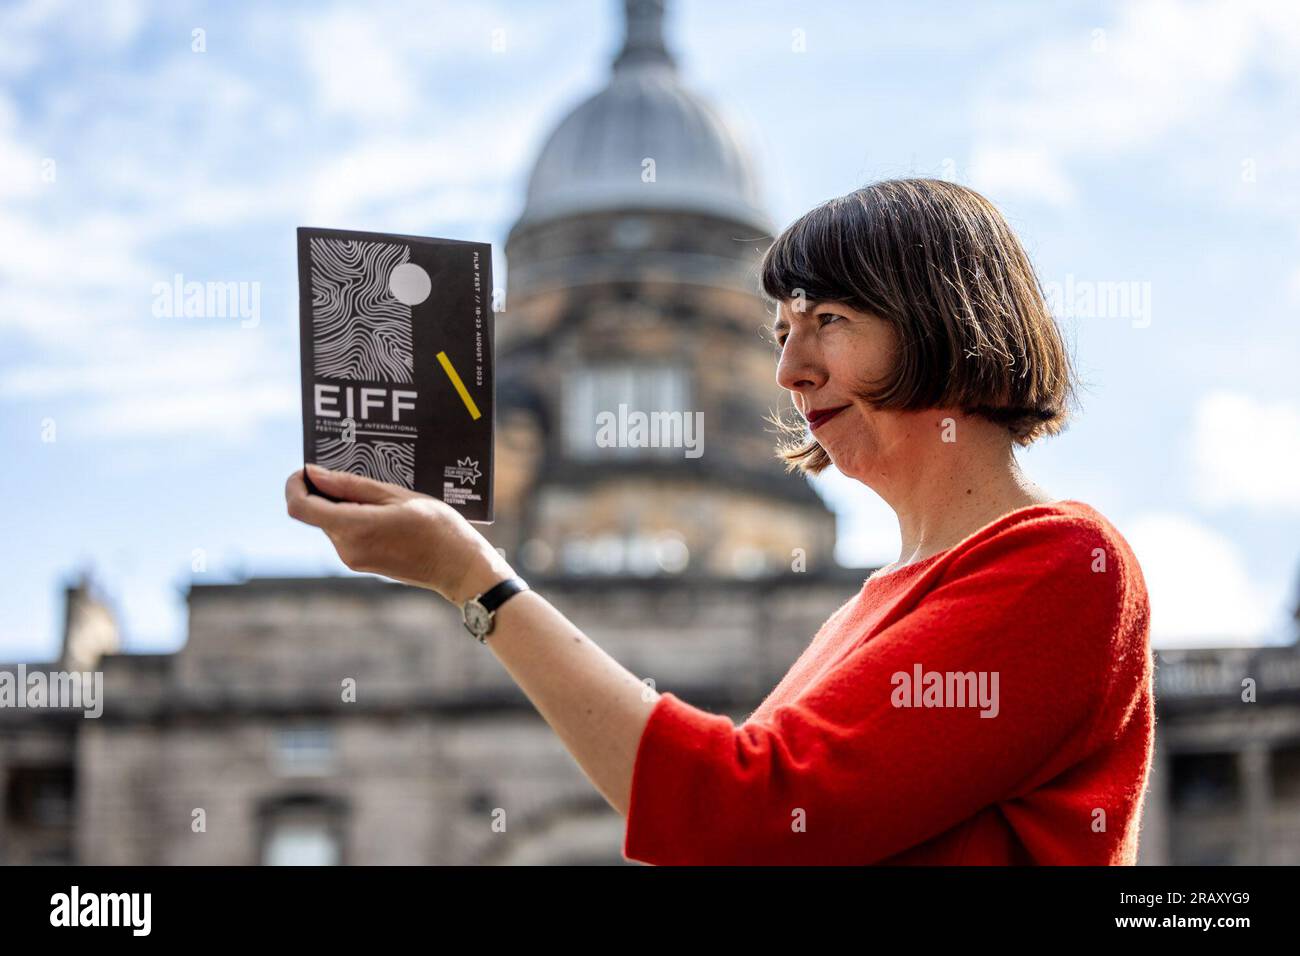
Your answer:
[773,297,909,483]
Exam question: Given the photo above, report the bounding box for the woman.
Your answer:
[285,178,1153,866]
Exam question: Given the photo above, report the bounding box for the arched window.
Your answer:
[257,794,347,866]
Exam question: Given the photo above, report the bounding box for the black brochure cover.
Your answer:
[296,227,494,523]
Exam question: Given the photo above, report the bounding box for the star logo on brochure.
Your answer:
[446,457,482,487]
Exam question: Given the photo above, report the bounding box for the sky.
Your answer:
[2,0,1298,660]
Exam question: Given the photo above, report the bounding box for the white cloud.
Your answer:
[0,332,296,442]
[85,382,297,442]
[1190,391,1300,512]
[0,94,47,201]
[299,10,419,121]
[969,0,1300,206]
[0,51,303,349]
[0,0,69,77]
[0,209,156,289]
[0,209,163,348]
[0,0,145,80]
[1126,511,1274,646]
[98,0,144,49]
[968,146,1076,208]
[305,136,509,224]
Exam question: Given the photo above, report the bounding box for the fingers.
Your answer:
[285,468,348,530]
[305,463,405,505]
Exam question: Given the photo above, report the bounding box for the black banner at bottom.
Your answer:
[0,865,1281,941]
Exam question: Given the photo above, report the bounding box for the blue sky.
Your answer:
[2,0,1298,659]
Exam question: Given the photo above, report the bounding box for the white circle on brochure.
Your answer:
[389,262,432,306]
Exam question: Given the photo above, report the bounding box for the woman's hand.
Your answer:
[284,464,511,604]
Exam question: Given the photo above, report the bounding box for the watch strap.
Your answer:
[476,576,530,614]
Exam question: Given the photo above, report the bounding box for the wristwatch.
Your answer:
[461,576,530,643]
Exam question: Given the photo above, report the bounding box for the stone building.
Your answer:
[2,0,1297,866]
[1138,644,1300,864]
[2,567,873,865]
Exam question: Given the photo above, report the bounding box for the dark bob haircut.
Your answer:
[759,178,1080,476]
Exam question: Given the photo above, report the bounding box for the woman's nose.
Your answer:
[775,333,826,392]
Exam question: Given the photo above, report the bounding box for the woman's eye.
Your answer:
[773,313,844,350]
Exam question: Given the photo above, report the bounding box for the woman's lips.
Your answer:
[807,405,849,431]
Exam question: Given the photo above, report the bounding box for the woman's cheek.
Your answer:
[834,411,880,471]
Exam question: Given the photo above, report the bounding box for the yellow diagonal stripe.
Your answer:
[436,350,481,420]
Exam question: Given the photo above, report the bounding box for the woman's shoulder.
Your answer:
[942,498,1149,624]
[956,498,1136,561]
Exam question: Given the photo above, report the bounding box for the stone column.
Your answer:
[1240,741,1271,865]
[1138,726,1170,864]
[0,763,8,863]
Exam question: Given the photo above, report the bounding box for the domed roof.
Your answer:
[514,0,771,233]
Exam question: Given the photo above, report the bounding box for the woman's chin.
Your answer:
[820,445,851,476]
[822,442,873,482]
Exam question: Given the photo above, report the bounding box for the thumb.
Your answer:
[306,463,403,504]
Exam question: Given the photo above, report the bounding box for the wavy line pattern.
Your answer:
[315,436,415,488]
[310,238,414,382]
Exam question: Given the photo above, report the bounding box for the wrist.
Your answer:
[448,550,517,606]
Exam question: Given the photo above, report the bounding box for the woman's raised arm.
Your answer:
[285,464,659,818]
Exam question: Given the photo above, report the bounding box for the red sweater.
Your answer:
[622,500,1154,865]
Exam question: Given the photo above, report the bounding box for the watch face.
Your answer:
[464,600,491,637]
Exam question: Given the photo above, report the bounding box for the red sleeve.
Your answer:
[621,515,1133,865]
